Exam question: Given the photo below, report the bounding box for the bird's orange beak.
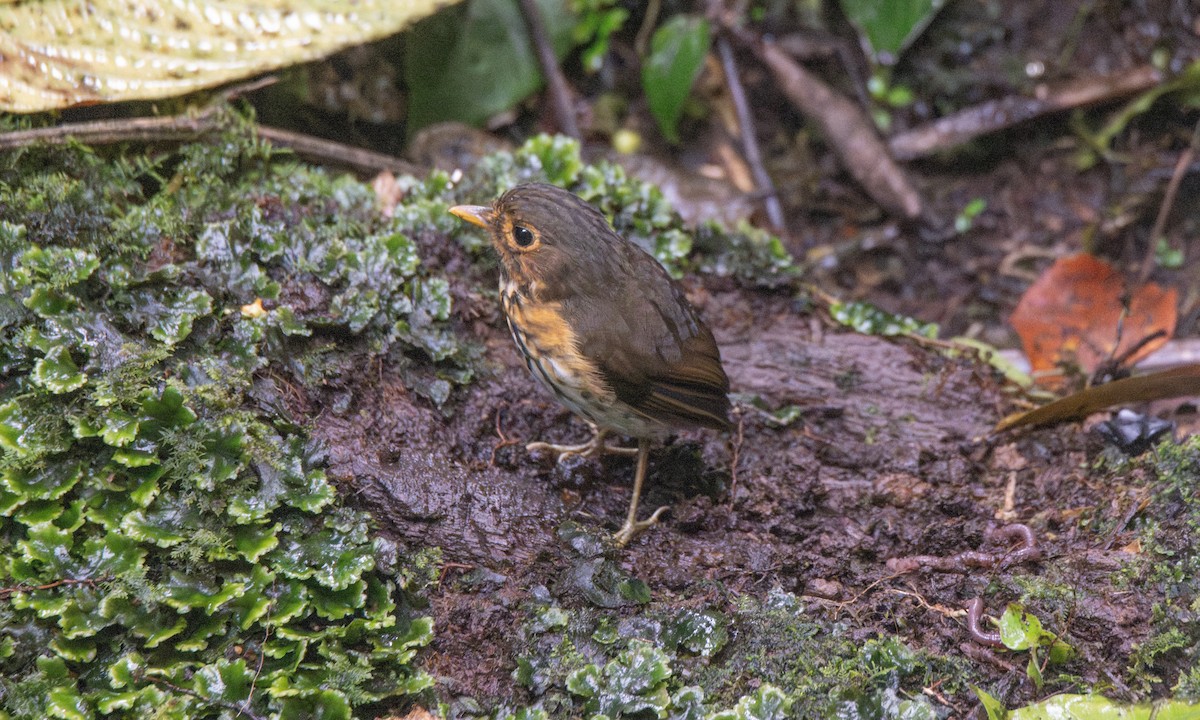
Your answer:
[448,204,494,228]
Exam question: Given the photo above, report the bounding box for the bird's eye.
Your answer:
[512,225,536,248]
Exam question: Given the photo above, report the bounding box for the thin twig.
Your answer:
[634,0,662,57]
[489,409,521,467]
[242,579,275,718]
[890,65,1162,161]
[723,19,923,220]
[0,109,224,151]
[137,673,267,720]
[1139,115,1200,285]
[0,77,274,151]
[727,407,746,498]
[255,125,423,176]
[716,33,786,232]
[0,110,422,177]
[0,577,103,597]
[517,0,580,138]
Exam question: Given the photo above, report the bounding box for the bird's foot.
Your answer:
[612,505,669,547]
[526,427,638,461]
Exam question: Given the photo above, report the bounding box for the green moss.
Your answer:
[1117,436,1200,697]
[693,591,959,718]
[0,122,443,718]
[0,114,805,719]
[490,577,959,720]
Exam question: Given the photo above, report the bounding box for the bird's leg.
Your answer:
[526,424,639,460]
[612,438,669,547]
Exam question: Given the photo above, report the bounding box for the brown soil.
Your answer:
[264,0,1200,712]
[300,261,1168,711]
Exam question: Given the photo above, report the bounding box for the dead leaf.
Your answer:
[1009,253,1177,386]
[0,0,452,112]
[994,363,1200,432]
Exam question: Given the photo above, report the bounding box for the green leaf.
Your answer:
[100,409,140,447]
[0,397,72,458]
[829,300,939,337]
[711,684,789,720]
[997,604,1044,651]
[233,522,281,561]
[566,664,602,697]
[972,686,1007,720]
[277,690,352,720]
[111,446,158,467]
[17,245,100,286]
[141,386,196,428]
[151,287,213,345]
[3,462,83,502]
[404,0,575,135]
[838,0,945,65]
[617,578,651,604]
[47,685,93,720]
[33,344,87,393]
[642,15,711,143]
[194,659,254,705]
[162,572,246,613]
[24,286,77,316]
[1026,650,1043,690]
[1009,694,1200,719]
[665,609,728,657]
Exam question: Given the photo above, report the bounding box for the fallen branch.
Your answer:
[517,0,580,138]
[0,105,423,178]
[716,33,786,232]
[723,22,923,220]
[889,65,1163,161]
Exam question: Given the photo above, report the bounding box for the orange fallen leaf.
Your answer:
[1009,253,1176,386]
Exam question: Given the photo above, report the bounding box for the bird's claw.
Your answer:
[526,431,638,462]
[612,505,669,547]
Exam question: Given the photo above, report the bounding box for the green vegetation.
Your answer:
[0,115,796,718]
[0,121,450,718]
[1125,436,1200,699]
[8,107,1196,720]
[492,566,958,720]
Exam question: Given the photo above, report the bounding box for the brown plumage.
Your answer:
[450,183,730,546]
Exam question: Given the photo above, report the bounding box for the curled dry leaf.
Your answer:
[0,0,450,112]
[1009,253,1177,386]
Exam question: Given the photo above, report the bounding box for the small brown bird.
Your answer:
[450,183,730,546]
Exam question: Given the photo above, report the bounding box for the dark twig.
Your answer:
[0,110,422,177]
[1138,115,1200,286]
[716,34,786,232]
[489,409,521,467]
[242,579,275,719]
[517,0,580,138]
[0,76,271,151]
[966,597,1005,647]
[0,109,224,151]
[0,577,103,597]
[890,65,1162,161]
[634,0,662,57]
[255,125,423,176]
[723,20,923,220]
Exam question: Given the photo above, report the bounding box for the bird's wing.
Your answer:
[570,254,730,431]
